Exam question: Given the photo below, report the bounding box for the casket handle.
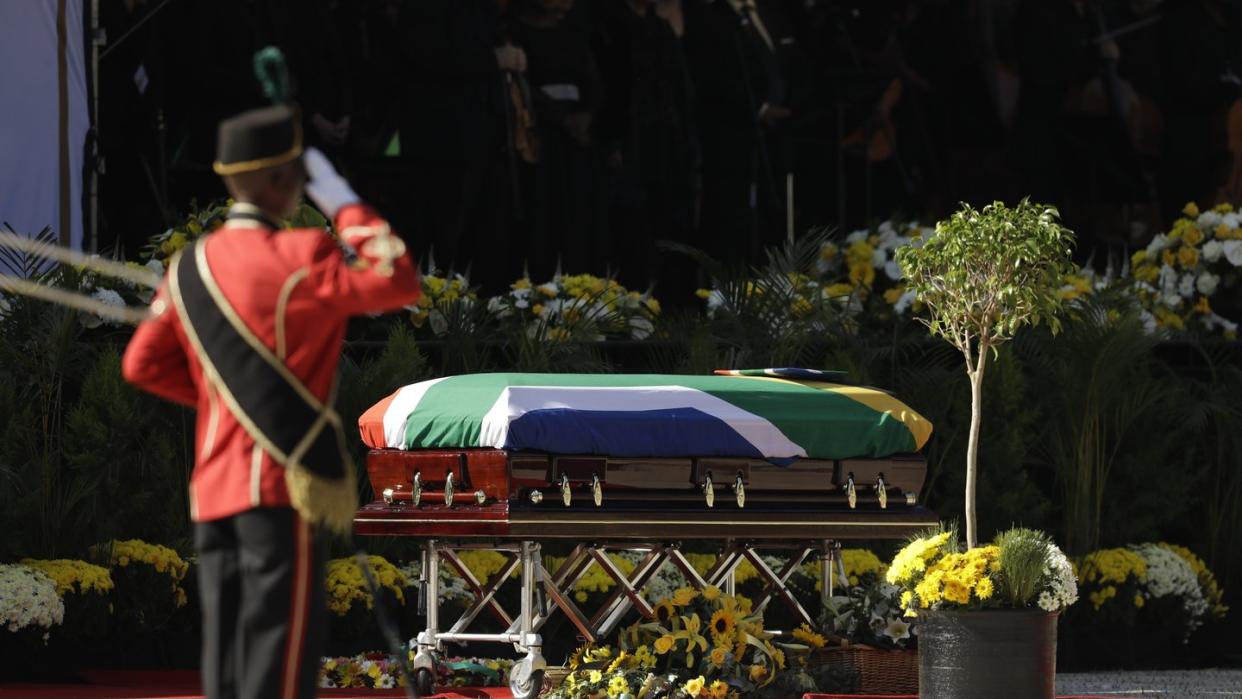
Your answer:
[876,474,888,509]
[444,471,455,507]
[560,473,572,507]
[703,471,715,508]
[412,472,422,507]
[591,474,603,507]
[733,472,746,509]
[845,473,857,509]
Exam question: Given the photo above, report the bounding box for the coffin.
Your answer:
[354,371,939,540]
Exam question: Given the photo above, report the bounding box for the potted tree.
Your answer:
[893,200,1078,698]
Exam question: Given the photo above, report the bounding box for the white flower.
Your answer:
[486,296,511,319]
[894,290,916,315]
[846,229,869,244]
[1223,240,1242,267]
[871,248,888,269]
[0,564,65,639]
[1037,543,1078,612]
[1139,310,1158,334]
[1224,212,1240,229]
[514,298,529,310]
[1197,211,1224,230]
[881,617,911,642]
[91,288,125,307]
[1158,265,1179,293]
[628,316,654,340]
[536,282,559,297]
[1131,543,1208,640]
[428,309,448,336]
[1161,292,1185,309]
[1146,233,1171,258]
[884,260,903,281]
[1197,272,1221,297]
[1202,240,1225,263]
[145,259,165,277]
[0,296,10,316]
[1179,274,1197,299]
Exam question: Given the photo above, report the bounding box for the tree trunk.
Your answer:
[965,348,989,549]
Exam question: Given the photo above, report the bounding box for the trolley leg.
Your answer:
[508,541,547,699]
[411,539,440,695]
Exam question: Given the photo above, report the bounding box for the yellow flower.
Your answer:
[645,298,661,315]
[1134,594,1145,608]
[708,679,730,698]
[975,577,994,600]
[672,586,699,606]
[511,277,531,290]
[1131,250,1148,266]
[749,665,767,682]
[792,623,827,649]
[709,646,728,667]
[824,281,854,297]
[1134,263,1159,283]
[702,585,721,601]
[588,670,602,684]
[770,647,786,670]
[607,675,628,698]
[683,676,705,697]
[1183,202,1200,217]
[1195,296,1211,314]
[695,288,713,299]
[1162,249,1177,268]
[883,286,905,304]
[1178,245,1200,268]
[709,609,737,641]
[1186,225,1207,246]
[654,635,676,654]
[654,600,677,625]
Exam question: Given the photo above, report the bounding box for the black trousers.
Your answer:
[195,507,326,699]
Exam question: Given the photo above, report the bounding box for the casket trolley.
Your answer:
[354,372,937,698]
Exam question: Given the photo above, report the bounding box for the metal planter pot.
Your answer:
[917,608,1058,699]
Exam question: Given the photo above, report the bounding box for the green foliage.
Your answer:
[896,199,1076,354]
[994,528,1052,607]
[1014,301,1186,555]
[666,230,851,368]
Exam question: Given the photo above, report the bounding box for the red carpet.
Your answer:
[0,671,512,699]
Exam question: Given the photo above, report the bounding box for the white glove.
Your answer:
[302,147,359,218]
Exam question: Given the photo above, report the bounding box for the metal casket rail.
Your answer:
[353,448,938,539]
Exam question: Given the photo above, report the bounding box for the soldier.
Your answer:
[121,103,421,699]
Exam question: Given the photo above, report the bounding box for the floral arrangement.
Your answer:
[1160,543,1228,619]
[407,269,477,336]
[546,587,846,698]
[886,528,1078,615]
[489,273,660,342]
[1130,543,1209,641]
[822,580,912,650]
[20,559,113,598]
[1125,202,1242,337]
[0,563,64,643]
[105,539,189,608]
[1070,542,1227,646]
[142,198,328,266]
[818,220,932,317]
[1074,547,1148,612]
[325,555,406,616]
[319,652,515,691]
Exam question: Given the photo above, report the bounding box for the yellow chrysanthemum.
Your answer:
[672,586,699,606]
[607,675,628,698]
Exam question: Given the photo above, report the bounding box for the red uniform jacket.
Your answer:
[122,204,420,522]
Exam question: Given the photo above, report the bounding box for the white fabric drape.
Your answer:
[0,0,88,250]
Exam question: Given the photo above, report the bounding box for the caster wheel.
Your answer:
[509,659,545,699]
[414,667,435,696]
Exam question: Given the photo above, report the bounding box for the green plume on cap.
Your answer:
[253,47,291,104]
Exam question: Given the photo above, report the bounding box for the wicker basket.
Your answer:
[538,666,572,696]
[816,644,919,695]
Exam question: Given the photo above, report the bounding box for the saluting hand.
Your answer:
[303,147,360,218]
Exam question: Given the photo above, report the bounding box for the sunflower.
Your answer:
[654,600,677,625]
[709,609,737,641]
